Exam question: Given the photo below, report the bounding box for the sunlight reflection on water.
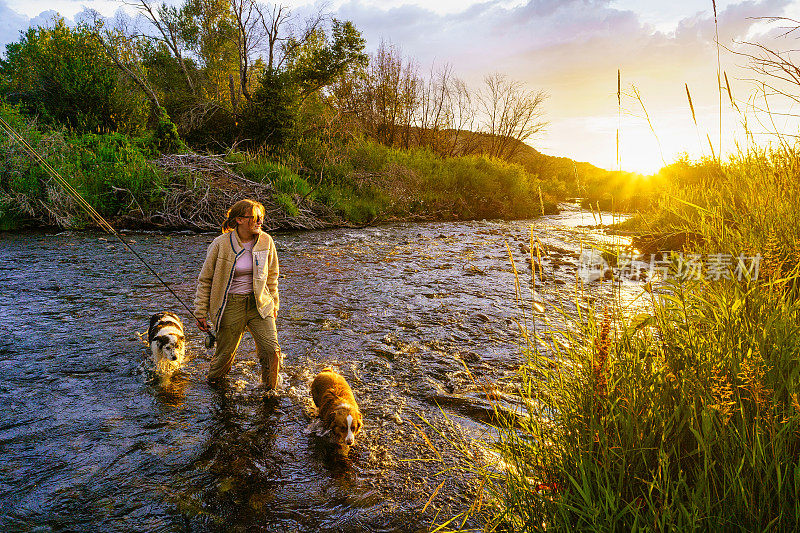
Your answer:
[0,204,645,531]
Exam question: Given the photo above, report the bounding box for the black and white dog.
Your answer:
[148,312,185,372]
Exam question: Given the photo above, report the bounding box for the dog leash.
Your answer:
[0,115,216,347]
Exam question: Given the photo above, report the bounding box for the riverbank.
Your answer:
[0,103,561,232]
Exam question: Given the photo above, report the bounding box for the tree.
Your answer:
[330,40,418,147]
[416,63,454,154]
[368,40,407,145]
[0,19,139,132]
[446,77,478,156]
[256,3,324,72]
[477,73,547,159]
[230,0,264,102]
[131,0,198,94]
[89,11,161,110]
[181,0,239,105]
[241,68,299,152]
[286,19,367,101]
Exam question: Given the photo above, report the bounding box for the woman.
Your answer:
[194,199,281,387]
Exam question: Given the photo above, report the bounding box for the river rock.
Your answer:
[460,351,481,363]
[371,347,396,361]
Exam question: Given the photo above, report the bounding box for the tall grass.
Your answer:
[238,137,560,225]
[0,101,168,228]
[460,146,800,531]
[324,138,559,221]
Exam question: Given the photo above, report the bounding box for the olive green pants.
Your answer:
[209,292,280,386]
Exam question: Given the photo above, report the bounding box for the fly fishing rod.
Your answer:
[0,115,216,347]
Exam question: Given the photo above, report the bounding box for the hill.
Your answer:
[395,127,655,211]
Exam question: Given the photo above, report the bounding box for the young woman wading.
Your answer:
[194,199,281,388]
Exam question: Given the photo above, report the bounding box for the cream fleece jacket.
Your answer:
[194,230,280,331]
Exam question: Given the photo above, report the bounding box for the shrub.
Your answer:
[0,19,148,133]
[153,106,182,154]
[240,69,299,154]
[0,102,167,227]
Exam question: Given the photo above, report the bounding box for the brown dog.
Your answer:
[311,368,363,447]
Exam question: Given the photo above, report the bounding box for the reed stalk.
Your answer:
[713,0,722,161]
[617,69,621,171]
[632,86,666,168]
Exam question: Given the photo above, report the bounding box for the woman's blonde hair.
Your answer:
[221,199,266,233]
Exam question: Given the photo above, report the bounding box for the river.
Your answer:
[0,203,644,531]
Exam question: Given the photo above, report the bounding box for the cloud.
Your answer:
[28,10,65,29]
[0,3,136,57]
[1,0,793,169]
[331,0,789,84]
[325,0,794,169]
[0,2,29,51]
[0,4,84,54]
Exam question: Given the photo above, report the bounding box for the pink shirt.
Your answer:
[228,239,255,294]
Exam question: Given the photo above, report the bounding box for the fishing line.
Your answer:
[0,115,215,345]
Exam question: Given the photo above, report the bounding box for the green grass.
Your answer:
[3,95,562,229]
[1,103,565,230]
[1,101,169,228]
[234,156,315,217]
[235,136,557,224]
[450,146,800,531]
[322,137,558,221]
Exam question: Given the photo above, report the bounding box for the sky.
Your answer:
[2,0,800,174]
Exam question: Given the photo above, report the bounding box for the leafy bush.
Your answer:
[0,19,149,133]
[240,69,299,154]
[67,132,167,214]
[0,102,167,227]
[153,106,183,153]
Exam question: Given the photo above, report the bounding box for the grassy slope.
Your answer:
[0,103,169,229]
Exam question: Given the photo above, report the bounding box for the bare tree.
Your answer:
[444,77,477,156]
[255,4,324,72]
[229,0,266,103]
[90,11,162,108]
[330,43,480,155]
[477,73,547,159]
[415,63,452,153]
[375,41,405,145]
[127,0,197,94]
[257,3,290,71]
[398,60,420,149]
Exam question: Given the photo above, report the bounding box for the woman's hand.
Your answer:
[197,317,210,332]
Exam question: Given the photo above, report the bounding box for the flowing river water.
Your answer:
[0,203,646,531]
